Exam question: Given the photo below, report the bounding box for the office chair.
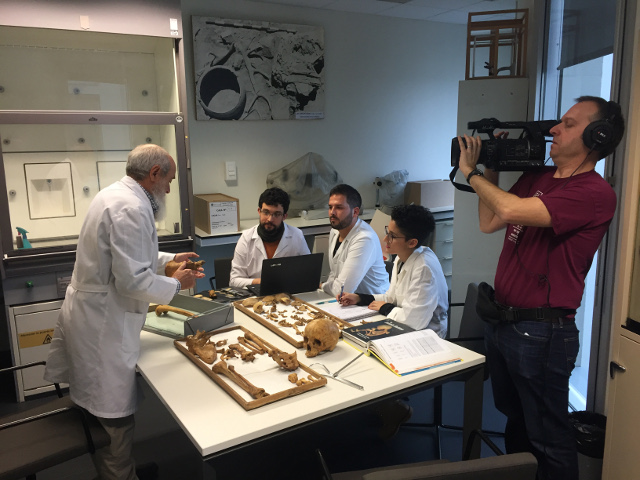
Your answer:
[316,431,537,480]
[209,257,233,290]
[404,282,503,458]
[0,361,110,480]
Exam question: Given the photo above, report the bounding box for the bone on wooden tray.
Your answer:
[244,331,299,371]
[212,359,268,399]
[155,305,196,317]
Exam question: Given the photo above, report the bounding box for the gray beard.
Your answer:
[151,188,167,222]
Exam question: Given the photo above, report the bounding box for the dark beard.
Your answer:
[257,222,285,243]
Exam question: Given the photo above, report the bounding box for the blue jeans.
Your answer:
[485,319,580,480]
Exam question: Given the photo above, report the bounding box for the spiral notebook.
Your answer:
[315,302,379,323]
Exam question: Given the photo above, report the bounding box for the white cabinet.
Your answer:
[7,300,63,401]
[433,218,454,290]
[603,333,640,479]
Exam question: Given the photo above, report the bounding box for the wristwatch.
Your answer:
[466,168,484,184]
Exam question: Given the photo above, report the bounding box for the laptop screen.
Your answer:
[257,253,324,296]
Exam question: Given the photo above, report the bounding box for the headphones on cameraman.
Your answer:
[582,101,617,151]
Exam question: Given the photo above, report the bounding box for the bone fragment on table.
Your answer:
[185,330,217,364]
[155,305,196,317]
[228,343,256,362]
[212,360,268,399]
[244,331,299,371]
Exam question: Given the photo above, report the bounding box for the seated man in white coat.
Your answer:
[341,204,449,338]
[44,144,204,479]
[230,187,310,288]
[321,184,389,297]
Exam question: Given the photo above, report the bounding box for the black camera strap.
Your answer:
[449,165,476,193]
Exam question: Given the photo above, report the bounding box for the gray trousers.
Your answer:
[92,414,138,480]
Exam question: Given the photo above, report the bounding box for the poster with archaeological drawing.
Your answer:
[192,16,325,121]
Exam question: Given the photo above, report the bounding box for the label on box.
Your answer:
[19,328,54,349]
[210,201,238,232]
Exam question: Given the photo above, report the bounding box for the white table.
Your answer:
[137,292,485,472]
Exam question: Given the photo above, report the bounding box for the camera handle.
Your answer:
[449,165,476,193]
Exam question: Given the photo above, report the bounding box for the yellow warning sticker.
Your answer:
[18,329,54,349]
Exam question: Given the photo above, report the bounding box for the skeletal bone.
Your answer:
[212,360,268,399]
[253,301,265,313]
[155,305,195,317]
[303,318,340,358]
[242,297,260,308]
[244,331,299,371]
[185,330,217,364]
[237,336,265,354]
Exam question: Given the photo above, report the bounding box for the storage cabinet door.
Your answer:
[603,334,640,479]
[14,308,60,391]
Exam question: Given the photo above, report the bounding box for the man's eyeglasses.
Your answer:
[259,209,284,219]
[384,225,406,241]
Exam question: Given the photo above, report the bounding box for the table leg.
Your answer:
[462,366,484,459]
[201,460,217,480]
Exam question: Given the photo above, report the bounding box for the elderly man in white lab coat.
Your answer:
[322,184,389,297]
[230,187,309,287]
[44,144,204,480]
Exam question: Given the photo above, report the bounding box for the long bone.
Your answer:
[244,332,299,371]
[155,305,195,317]
[212,360,268,399]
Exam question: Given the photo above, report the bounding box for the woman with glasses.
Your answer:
[340,204,448,337]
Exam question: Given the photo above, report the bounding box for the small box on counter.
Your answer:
[404,180,454,212]
[194,193,240,234]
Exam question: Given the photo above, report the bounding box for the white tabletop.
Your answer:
[137,292,484,458]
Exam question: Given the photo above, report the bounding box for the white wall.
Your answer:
[181,0,466,219]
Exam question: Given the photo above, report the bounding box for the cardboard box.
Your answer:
[193,193,240,234]
[404,180,454,212]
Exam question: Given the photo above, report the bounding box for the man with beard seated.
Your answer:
[321,184,389,297]
[45,144,204,479]
[230,187,310,288]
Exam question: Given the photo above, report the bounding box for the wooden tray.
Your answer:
[233,295,352,348]
[174,326,326,410]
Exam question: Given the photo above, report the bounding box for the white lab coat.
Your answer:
[323,218,390,297]
[44,176,178,418]
[374,246,448,337]
[229,223,310,287]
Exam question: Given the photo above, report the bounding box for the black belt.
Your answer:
[497,306,576,323]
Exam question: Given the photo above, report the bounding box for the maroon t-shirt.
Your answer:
[494,167,616,310]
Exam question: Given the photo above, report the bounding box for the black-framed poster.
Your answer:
[192,16,325,121]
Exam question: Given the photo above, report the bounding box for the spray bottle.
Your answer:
[16,227,32,248]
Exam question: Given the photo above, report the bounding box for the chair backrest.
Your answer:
[211,257,233,289]
[450,283,486,358]
[457,283,482,339]
[0,363,111,479]
[360,452,537,480]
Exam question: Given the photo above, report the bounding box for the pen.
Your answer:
[316,299,338,305]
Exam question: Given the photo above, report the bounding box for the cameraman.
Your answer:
[457,96,624,480]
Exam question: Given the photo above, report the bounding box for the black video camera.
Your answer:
[451,118,559,171]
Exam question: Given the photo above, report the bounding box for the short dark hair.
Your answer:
[391,204,435,246]
[576,96,625,158]
[258,187,290,213]
[329,184,362,210]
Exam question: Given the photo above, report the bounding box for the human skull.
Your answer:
[303,318,340,358]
